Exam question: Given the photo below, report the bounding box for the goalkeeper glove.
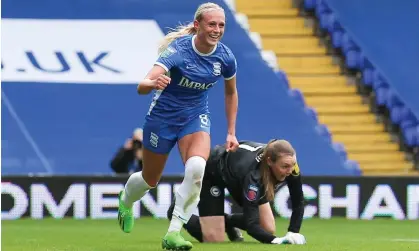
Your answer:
[285,232,306,245]
[271,237,291,244]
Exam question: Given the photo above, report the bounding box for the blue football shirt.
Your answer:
[146,35,237,126]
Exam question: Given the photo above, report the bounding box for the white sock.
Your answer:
[168,215,184,233]
[168,156,206,232]
[122,171,153,207]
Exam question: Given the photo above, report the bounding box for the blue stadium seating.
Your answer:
[315,124,332,144]
[305,0,419,149]
[288,89,305,108]
[332,142,347,162]
[2,0,356,176]
[359,57,374,88]
[275,70,289,89]
[304,107,318,124]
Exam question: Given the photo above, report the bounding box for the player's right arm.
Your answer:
[243,198,304,245]
[137,66,170,94]
[242,197,277,243]
[241,176,279,244]
[137,42,181,95]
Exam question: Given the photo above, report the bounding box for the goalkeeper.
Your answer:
[167,139,306,245]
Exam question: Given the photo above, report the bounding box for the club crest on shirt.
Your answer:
[212,62,221,76]
[246,184,259,201]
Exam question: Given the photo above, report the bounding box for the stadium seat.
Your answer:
[360,56,374,88]
[304,0,316,11]
[318,12,331,35]
[275,70,290,89]
[315,0,330,20]
[400,111,419,147]
[344,159,362,175]
[288,88,305,107]
[403,125,419,147]
[315,0,332,37]
[332,142,348,161]
[386,90,403,111]
[341,33,360,70]
[372,71,385,87]
[341,33,355,55]
[316,124,332,144]
[304,107,319,124]
[400,109,417,128]
[372,77,389,91]
[345,50,360,70]
[390,106,404,126]
[324,13,335,34]
[374,87,388,108]
[329,14,344,49]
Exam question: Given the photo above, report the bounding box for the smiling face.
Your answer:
[193,9,225,53]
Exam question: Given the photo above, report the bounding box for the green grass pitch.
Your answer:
[2,217,418,251]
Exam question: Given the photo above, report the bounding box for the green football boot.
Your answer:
[162,231,193,250]
[117,190,134,233]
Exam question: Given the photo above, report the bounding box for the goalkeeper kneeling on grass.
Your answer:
[167,139,306,245]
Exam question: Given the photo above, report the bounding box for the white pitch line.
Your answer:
[390,239,419,242]
[2,90,53,174]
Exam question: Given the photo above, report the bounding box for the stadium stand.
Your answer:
[298,0,419,174]
[3,0,362,176]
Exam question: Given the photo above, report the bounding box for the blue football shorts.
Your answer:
[142,113,211,154]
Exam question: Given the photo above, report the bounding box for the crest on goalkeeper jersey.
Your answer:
[246,184,259,201]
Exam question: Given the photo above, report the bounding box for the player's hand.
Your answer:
[225,134,239,152]
[153,74,171,90]
[271,237,291,245]
[285,232,306,245]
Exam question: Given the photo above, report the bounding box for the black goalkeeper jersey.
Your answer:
[210,141,304,243]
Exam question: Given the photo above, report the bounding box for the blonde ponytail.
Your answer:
[158,2,225,54]
[158,23,196,54]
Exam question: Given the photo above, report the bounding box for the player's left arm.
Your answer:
[224,76,238,137]
[223,52,238,152]
[280,162,307,245]
[286,162,305,233]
